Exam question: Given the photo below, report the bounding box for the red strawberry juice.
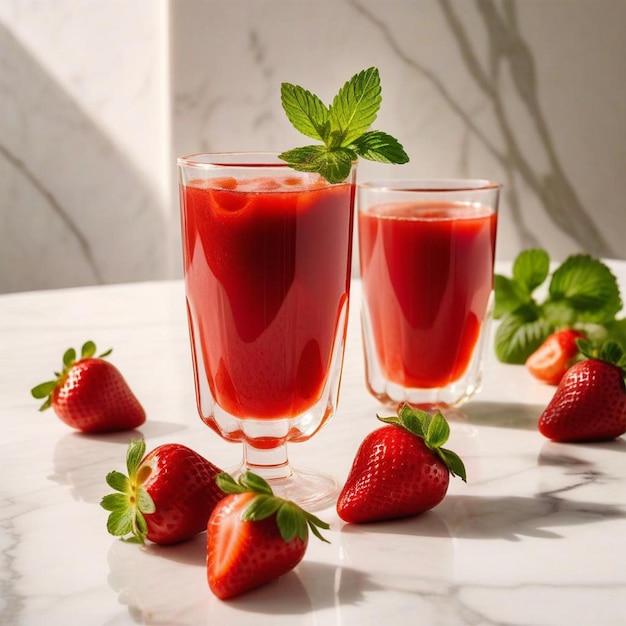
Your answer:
[180,173,355,427]
[359,200,497,393]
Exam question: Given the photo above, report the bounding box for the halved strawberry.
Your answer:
[336,404,466,524]
[31,341,145,433]
[101,439,223,545]
[207,472,329,599]
[525,329,585,385]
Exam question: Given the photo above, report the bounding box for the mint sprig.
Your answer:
[279,67,409,183]
[494,249,625,363]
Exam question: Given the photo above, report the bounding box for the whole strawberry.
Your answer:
[31,341,145,433]
[207,471,329,600]
[101,439,224,545]
[336,404,466,524]
[538,341,626,442]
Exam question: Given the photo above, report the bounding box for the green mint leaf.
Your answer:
[280,67,409,182]
[328,66,381,146]
[494,274,531,319]
[494,309,552,363]
[280,83,330,142]
[548,255,621,322]
[279,145,356,184]
[512,248,550,293]
[350,130,409,164]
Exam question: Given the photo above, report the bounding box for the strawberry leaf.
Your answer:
[31,381,56,399]
[81,341,96,359]
[437,448,467,482]
[126,439,146,477]
[106,507,133,537]
[101,439,153,544]
[275,502,307,542]
[63,348,76,368]
[241,495,282,521]
[137,487,155,514]
[425,411,450,448]
[105,470,129,492]
[218,471,330,544]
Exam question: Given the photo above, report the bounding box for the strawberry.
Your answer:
[526,329,585,385]
[31,341,145,433]
[336,404,466,524]
[207,471,329,599]
[101,439,223,545]
[538,341,626,442]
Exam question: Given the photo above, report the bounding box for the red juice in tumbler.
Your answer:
[180,175,354,422]
[359,201,497,389]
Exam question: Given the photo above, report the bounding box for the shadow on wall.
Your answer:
[0,24,167,294]
[350,0,618,260]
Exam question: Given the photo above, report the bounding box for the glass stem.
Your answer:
[242,441,293,481]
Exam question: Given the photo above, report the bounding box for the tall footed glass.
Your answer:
[178,153,356,509]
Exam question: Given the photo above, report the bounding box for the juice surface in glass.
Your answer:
[181,174,354,420]
[359,201,497,389]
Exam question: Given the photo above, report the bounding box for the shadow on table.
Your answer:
[450,400,543,430]
[339,491,626,543]
[49,421,186,502]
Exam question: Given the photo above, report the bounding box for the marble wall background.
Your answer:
[1,0,624,294]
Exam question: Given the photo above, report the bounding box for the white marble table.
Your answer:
[1,262,625,626]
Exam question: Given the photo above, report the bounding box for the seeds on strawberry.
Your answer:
[101,439,224,545]
[31,341,145,433]
[538,341,626,443]
[336,404,466,524]
[207,471,329,600]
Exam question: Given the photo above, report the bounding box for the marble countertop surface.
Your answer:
[1,261,625,626]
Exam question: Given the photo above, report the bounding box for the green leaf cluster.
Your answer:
[30,340,112,411]
[378,404,467,482]
[279,67,409,183]
[100,439,155,545]
[216,471,330,544]
[494,249,625,363]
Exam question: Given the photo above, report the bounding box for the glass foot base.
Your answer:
[227,460,338,512]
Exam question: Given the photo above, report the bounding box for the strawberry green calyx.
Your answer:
[576,339,626,383]
[378,404,467,482]
[100,439,156,545]
[30,340,113,411]
[216,472,330,544]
